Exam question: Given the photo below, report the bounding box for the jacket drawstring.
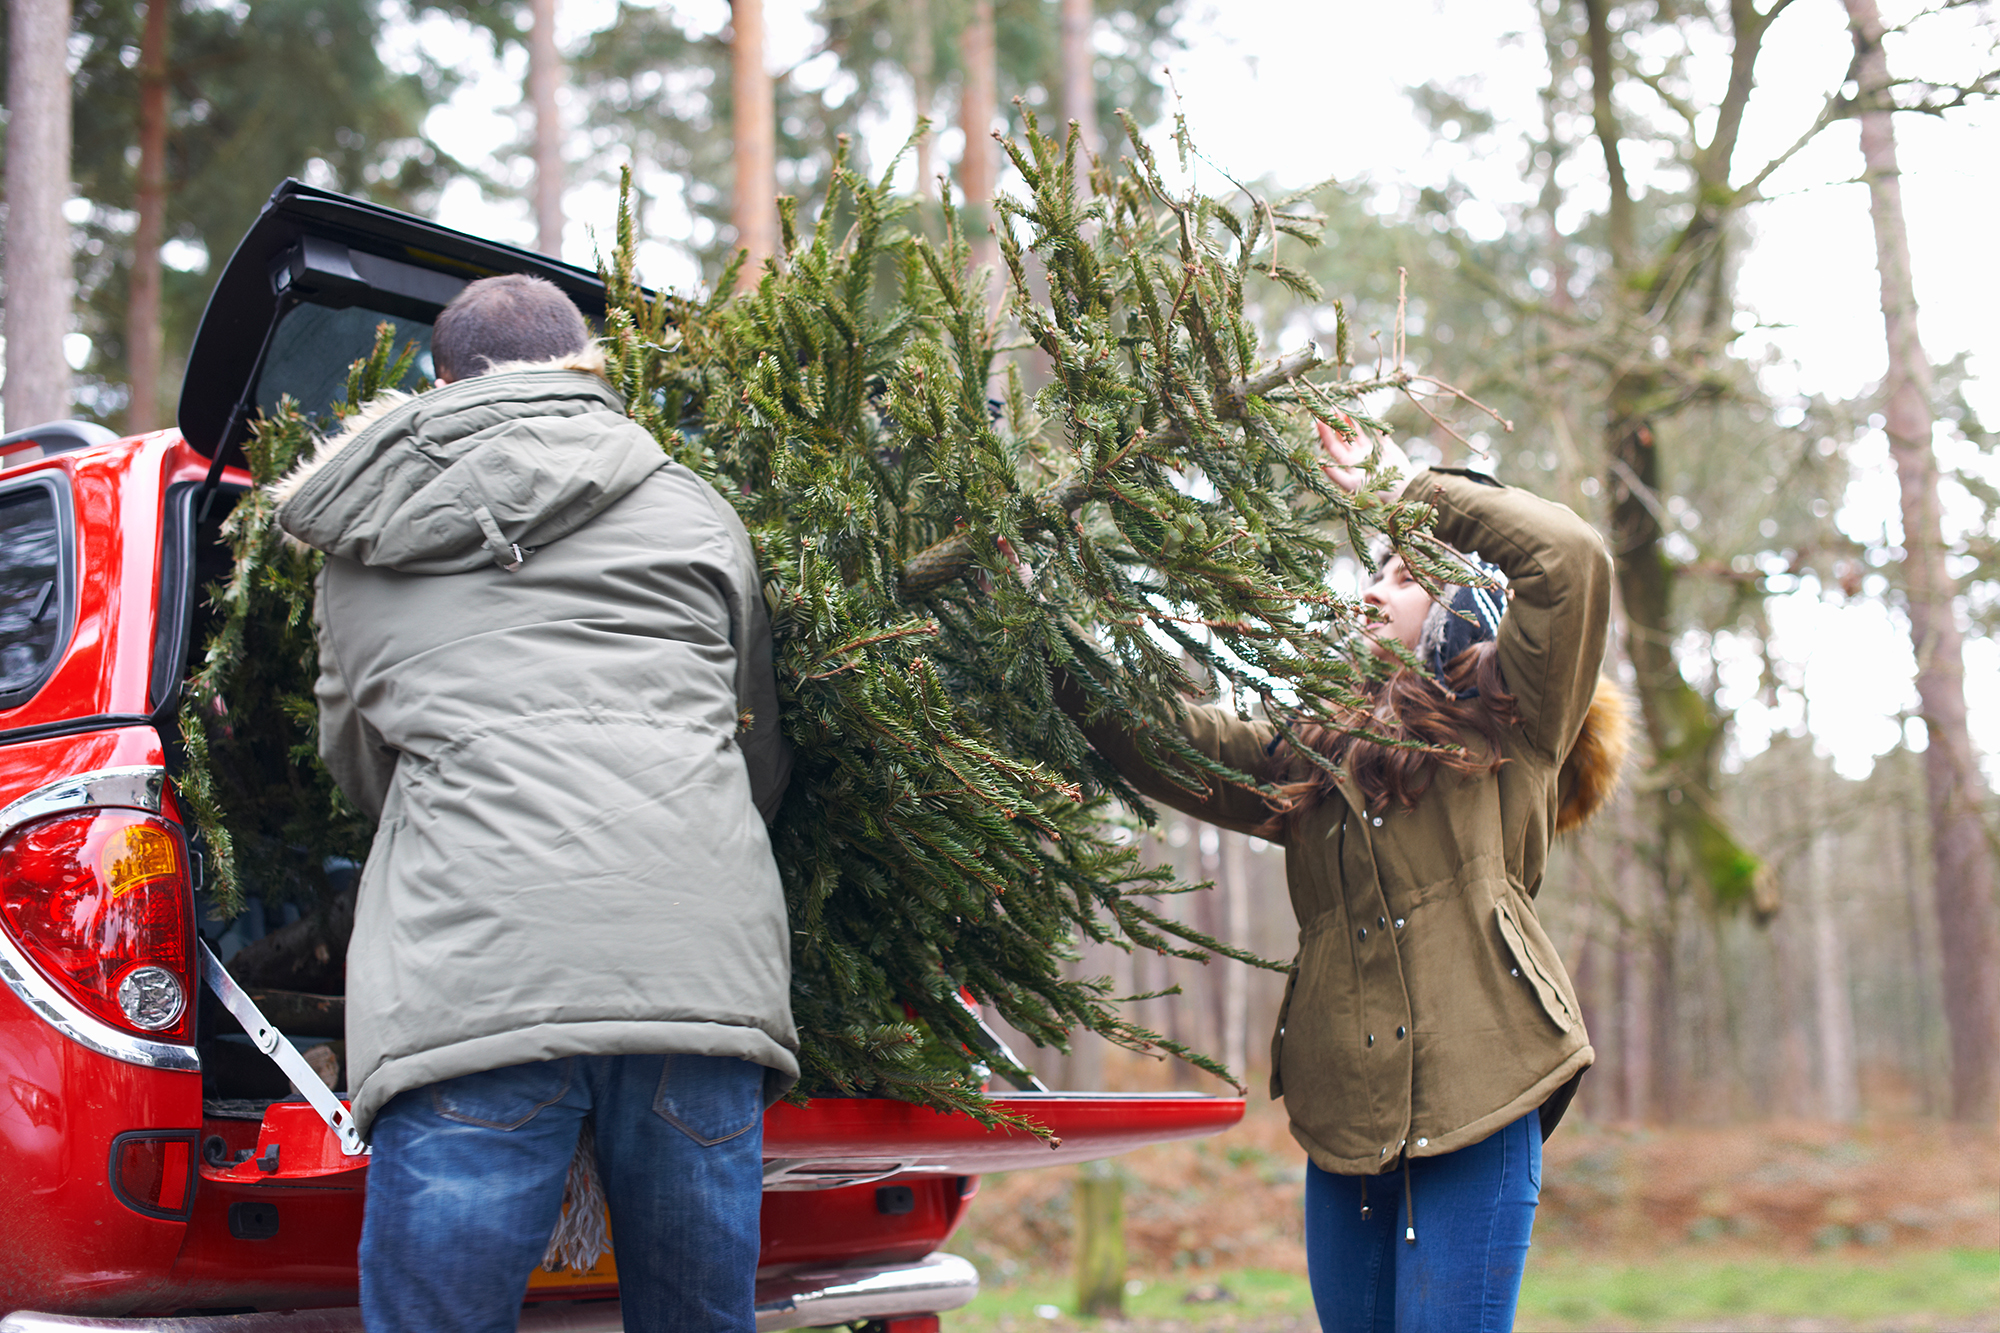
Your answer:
[1403,1154,1416,1244]
[1358,1173,1370,1220]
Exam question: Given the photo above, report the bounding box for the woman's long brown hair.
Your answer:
[1264,640,1521,831]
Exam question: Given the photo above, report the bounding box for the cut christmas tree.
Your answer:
[182,116,1479,1123]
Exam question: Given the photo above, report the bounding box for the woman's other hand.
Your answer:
[1315,418,1413,502]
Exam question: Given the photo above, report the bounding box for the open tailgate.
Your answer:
[222,1090,1244,1191]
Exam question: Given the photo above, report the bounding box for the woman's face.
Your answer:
[1363,555,1434,659]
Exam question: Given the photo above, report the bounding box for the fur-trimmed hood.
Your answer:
[1555,674,1632,835]
[271,346,668,575]
[269,345,609,511]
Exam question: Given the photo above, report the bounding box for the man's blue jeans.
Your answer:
[1304,1110,1542,1333]
[360,1053,765,1333]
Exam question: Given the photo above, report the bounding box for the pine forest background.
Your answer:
[2,0,1998,1131]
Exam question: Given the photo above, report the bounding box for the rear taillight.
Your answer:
[0,810,196,1043]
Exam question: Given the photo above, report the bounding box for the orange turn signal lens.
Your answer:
[101,823,180,899]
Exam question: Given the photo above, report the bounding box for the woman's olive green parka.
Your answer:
[1072,469,1613,1176]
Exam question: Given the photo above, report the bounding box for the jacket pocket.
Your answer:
[653,1053,762,1146]
[1494,899,1578,1034]
[431,1059,573,1130]
[1274,915,1362,1123]
[1268,961,1300,1099]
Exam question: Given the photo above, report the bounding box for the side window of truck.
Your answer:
[0,480,67,707]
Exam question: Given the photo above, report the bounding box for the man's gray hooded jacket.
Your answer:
[274,353,797,1136]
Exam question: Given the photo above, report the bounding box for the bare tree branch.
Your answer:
[1734,79,1856,203]
[1582,0,1636,270]
[1631,67,1703,130]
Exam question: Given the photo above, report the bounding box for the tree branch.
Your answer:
[1707,0,1784,175]
[899,345,1326,591]
[1631,67,1703,131]
[1646,7,1844,314]
[1734,80,1854,203]
[1582,0,1636,270]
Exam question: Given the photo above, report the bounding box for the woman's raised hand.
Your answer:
[1315,418,1413,502]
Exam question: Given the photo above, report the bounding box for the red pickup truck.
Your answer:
[0,181,1242,1330]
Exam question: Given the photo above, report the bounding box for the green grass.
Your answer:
[1516,1248,2000,1330]
[947,1251,2000,1331]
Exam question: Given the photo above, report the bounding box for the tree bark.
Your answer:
[527,0,565,256]
[4,0,76,430]
[1770,752,1816,1117]
[1564,858,1606,1121]
[1847,0,2000,1122]
[1808,795,1859,1121]
[1582,0,1771,921]
[730,0,776,290]
[1894,795,1943,1115]
[1648,877,1680,1121]
[126,0,171,434]
[1613,799,1652,1120]
[1059,0,1097,160]
[1074,1161,1125,1316]
[956,0,999,303]
[910,0,935,199]
[1580,0,1633,270]
[1770,911,1814,1118]
[225,893,356,996]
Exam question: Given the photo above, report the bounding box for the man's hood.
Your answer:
[273,347,667,575]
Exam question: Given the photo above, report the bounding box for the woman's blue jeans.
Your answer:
[1304,1110,1542,1333]
[359,1052,765,1333]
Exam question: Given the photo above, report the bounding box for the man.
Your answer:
[274,274,796,1333]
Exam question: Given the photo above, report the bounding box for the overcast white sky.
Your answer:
[415,0,1999,783]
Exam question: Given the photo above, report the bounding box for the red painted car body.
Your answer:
[0,181,1245,1323]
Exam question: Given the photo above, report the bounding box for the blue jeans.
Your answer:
[360,1053,765,1333]
[1304,1110,1542,1333]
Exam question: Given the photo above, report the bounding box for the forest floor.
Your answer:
[945,1096,2000,1332]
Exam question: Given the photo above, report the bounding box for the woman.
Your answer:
[1061,426,1628,1331]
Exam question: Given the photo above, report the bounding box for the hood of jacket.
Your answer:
[1554,674,1632,836]
[273,347,667,575]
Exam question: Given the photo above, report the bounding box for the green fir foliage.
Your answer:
[183,119,1449,1124]
[181,339,424,918]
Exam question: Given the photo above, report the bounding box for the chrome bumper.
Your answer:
[753,1253,978,1329]
[0,1252,980,1332]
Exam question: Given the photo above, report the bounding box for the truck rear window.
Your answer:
[0,483,65,703]
[259,303,435,425]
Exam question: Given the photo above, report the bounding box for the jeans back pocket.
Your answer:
[652,1053,762,1146]
[430,1059,573,1130]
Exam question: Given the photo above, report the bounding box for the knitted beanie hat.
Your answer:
[1417,559,1507,697]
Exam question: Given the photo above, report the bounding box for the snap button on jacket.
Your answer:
[1072,470,1612,1175]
